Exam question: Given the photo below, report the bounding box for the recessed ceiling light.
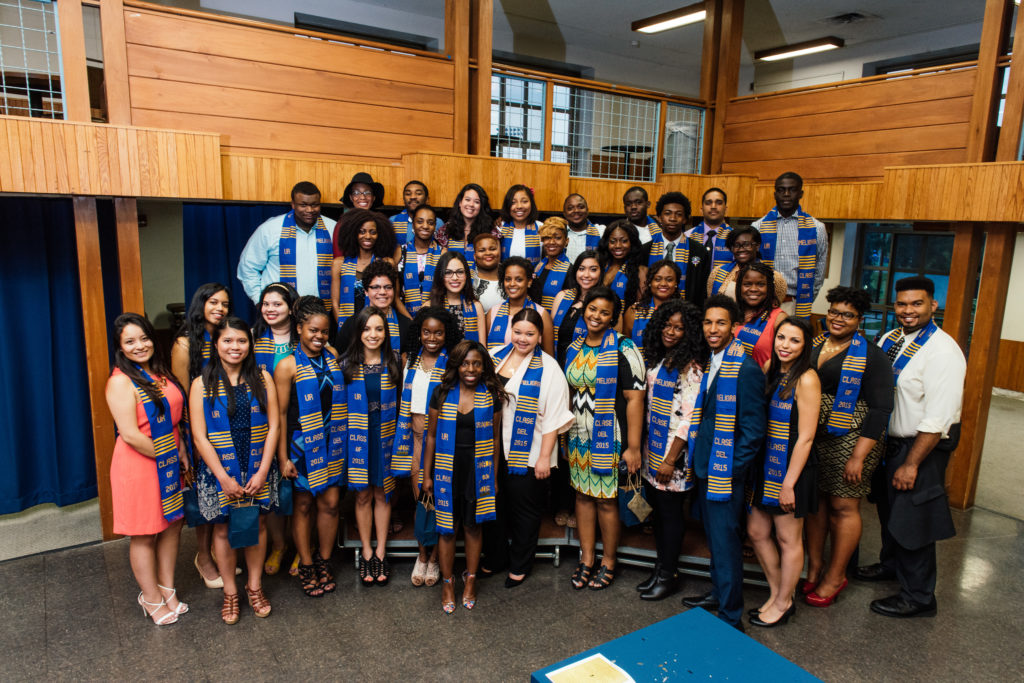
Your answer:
[632,3,707,34]
[755,36,845,62]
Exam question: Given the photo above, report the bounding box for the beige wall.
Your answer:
[137,201,185,330]
[1001,234,1024,342]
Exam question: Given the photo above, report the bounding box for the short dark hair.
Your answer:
[655,192,691,218]
[894,276,935,297]
[704,293,740,325]
[360,259,400,289]
[412,204,437,221]
[404,180,429,197]
[623,186,649,202]
[582,285,623,327]
[498,256,536,299]
[725,224,762,249]
[702,187,727,204]
[291,181,321,200]
[825,286,872,316]
[775,171,803,189]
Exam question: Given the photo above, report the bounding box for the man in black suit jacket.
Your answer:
[642,192,710,308]
[680,294,767,629]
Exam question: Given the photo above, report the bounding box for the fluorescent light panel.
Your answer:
[632,3,707,34]
[755,36,845,62]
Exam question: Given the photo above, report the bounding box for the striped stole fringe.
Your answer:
[434,385,497,533]
[345,362,398,499]
[757,206,817,317]
[646,362,679,480]
[566,328,619,475]
[688,339,745,500]
[493,344,544,474]
[762,379,793,506]
[203,380,270,512]
[882,319,938,381]
[131,366,183,523]
[279,212,333,313]
[502,220,542,264]
[813,332,867,435]
[293,346,346,495]
[402,243,441,315]
[537,254,571,312]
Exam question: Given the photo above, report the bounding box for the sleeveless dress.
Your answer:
[752,376,819,518]
[287,354,341,493]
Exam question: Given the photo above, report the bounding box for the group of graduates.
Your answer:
[106,171,965,630]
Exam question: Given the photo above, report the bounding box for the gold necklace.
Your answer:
[822,337,851,356]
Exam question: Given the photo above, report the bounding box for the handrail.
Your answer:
[118,0,449,62]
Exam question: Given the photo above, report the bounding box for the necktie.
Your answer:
[666,242,675,261]
[886,331,905,364]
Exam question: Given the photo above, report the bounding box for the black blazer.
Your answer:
[642,237,710,308]
[690,353,767,480]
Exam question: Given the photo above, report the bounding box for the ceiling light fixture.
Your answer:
[755,36,845,62]
[632,3,707,34]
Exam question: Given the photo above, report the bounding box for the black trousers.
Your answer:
[481,457,509,572]
[549,457,574,513]
[506,468,550,575]
[644,481,687,573]
[871,453,898,571]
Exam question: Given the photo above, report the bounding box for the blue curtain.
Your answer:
[0,198,97,513]
[182,203,288,325]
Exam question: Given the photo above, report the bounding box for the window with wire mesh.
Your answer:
[0,0,64,119]
[490,74,545,160]
[550,85,660,182]
[662,103,704,174]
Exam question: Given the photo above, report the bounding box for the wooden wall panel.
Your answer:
[995,339,1024,392]
[222,152,405,204]
[0,116,221,198]
[881,162,1024,222]
[721,68,976,182]
[123,6,455,161]
[739,181,885,222]
[567,178,660,215]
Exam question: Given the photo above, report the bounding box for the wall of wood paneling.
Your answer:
[657,173,758,217]
[123,6,455,162]
[0,116,222,198]
[221,152,405,204]
[567,178,660,215]
[995,339,1024,392]
[881,162,1024,222]
[721,67,977,182]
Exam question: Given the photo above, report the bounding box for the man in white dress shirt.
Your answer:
[562,193,604,264]
[860,276,965,618]
[236,181,337,305]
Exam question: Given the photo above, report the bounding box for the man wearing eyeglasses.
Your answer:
[334,260,412,353]
[751,172,829,317]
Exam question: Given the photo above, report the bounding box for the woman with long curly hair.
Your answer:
[435,183,501,274]
[331,209,403,329]
[597,219,646,311]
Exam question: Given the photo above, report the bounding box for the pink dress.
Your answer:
[109,368,185,536]
[752,307,786,368]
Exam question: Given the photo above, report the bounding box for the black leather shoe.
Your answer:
[640,572,677,601]
[854,563,896,582]
[636,563,661,592]
[747,607,762,618]
[682,591,719,610]
[870,595,937,618]
[749,603,796,628]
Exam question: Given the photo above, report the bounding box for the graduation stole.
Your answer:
[501,220,542,265]
[647,362,679,480]
[385,307,401,352]
[607,264,629,302]
[203,379,271,512]
[493,343,544,474]
[552,288,586,350]
[279,212,332,312]
[434,384,497,533]
[569,221,602,250]
[647,234,690,294]
[710,261,737,296]
[536,253,571,312]
[253,327,287,375]
[402,241,442,315]
[637,215,660,237]
[393,349,448,476]
[566,328,619,475]
[689,338,745,501]
[335,256,360,328]
[882,320,938,381]
[345,362,398,498]
[695,222,733,270]
[735,310,771,357]
[630,305,654,358]
[293,346,346,495]
[131,367,184,523]
[757,206,817,318]
[812,331,867,435]
[390,210,412,248]
[446,233,476,275]
[486,298,539,350]
[762,378,793,506]
[459,297,482,344]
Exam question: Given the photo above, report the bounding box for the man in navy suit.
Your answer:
[681,294,767,629]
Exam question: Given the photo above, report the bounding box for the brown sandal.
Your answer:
[221,593,240,625]
[245,586,272,618]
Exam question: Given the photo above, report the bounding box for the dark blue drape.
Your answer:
[0,198,97,513]
[182,203,288,325]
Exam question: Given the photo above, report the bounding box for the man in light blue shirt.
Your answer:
[237,181,337,305]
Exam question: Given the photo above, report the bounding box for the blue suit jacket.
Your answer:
[691,354,767,480]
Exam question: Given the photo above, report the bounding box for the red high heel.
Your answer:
[805,578,848,607]
[798,578,818,595]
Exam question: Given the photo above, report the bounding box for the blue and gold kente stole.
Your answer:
[608,265,629,301]
[536,253,571,312]
[402,242,442,315]
[689,339,744,501]
[385,307,401,352]
[345,362,398,499]
[335,256,360,329]
[446,237,476,276]
[566,328,619,475]
[735,311,770,357]
[647,235,690,294]
[131,367,183,523]
[460,297,482,344]
[434,384,497,533]
[630,305,654,358]
[710,261,737,295]
[293,346,346,495]
[203,380,271,512]
[486,299,539,350]
[762,378,793,506]
[757,206,817,318]
[694,222,733,270]
[882,320,938,381]
[813,331,867,435]
[253,327,277,375]
[584,222,602,250]
[390,210,412,248]
[279,212,332,313]
[647,361,679,480]
[501,220,542,264]
[393,349,448,476]
[493,343,544,474]
[552,289,586,350]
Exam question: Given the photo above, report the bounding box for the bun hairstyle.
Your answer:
[294,295,330,327]
[510,306,544,335]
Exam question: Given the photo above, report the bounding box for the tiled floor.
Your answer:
[2,504,1021,682]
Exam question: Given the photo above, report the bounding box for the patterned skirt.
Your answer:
[815,393,884,499]
[567,391,621,499]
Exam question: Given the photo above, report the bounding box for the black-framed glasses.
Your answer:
[444,269,466,278]
[826,309,859,321]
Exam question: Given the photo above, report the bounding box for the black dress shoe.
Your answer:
[747,607,762,618]
[854,563,896,582]
[870,595,937,618]
[636,563,661,592]
[749,603,796,628]
[504,574,526,589]
[640,572,677,601]
[682,591,719,610]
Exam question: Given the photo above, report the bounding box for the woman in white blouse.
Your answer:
[636,299,707,601]
[492,307,574,588]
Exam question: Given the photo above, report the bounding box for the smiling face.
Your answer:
[624,190,649,223]
[731,232,759,265]
[361,314,386,352]
[703,306,734,352]
[702,190,726,225]
[442,259,468,294]
[403,183,427,213]
[357,220,378,253]
[458,348,485,388]
[894,288,938,333]
[119,323,154,366]
[349,183,374,210]
[261,291,290,328]
[541,230,567,258]
[661,312,685,350]
[216,326,250,367]
[740,269,769,309]
[563,195,589,227]
[459,189,481,221]
[774,321,806,367]
[650,264,679,303]
[420,317,445,355]
[474,237,501,270]
[298,314,330,356]
[291,192,321,229]
[510,190,533,225]
[826,301,861,340]
[511,319,541,355]
[583,297,615,336]
[413,209,437,242]
[366,275,394,309]
[503,264,530,301]
[575,257,601,291]
[204,290,230,327]
[658,202,687,240]
[607,227,631,262]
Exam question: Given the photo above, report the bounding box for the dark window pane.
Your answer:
[893,235,925,269]
[864,232,892,267]
[863,310,886,341]
[926,235,954,271]
[860,270,888,304]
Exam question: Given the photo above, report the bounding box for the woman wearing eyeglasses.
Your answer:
[803,287,894,607]
[334,261,412,362]
[705,226,787,302]
[429,251,487,345]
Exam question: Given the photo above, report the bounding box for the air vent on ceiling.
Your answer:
[819,11,880,26]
